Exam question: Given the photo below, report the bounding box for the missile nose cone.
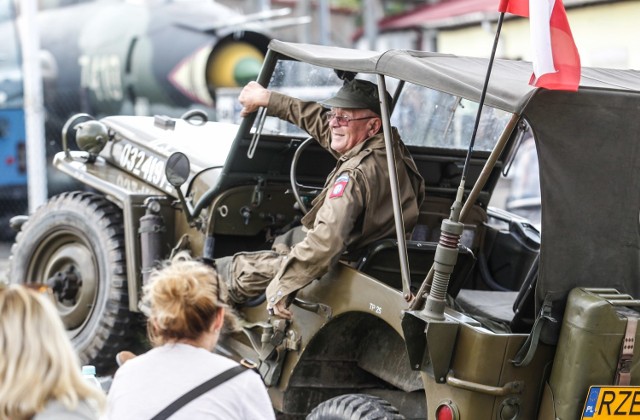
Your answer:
[168,41,265,106]
[233,57,263,86]
[207,41,264,88]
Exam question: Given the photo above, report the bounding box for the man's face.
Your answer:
[327,108,380,154]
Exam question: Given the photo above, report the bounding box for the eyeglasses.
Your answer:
[325,112,376,126]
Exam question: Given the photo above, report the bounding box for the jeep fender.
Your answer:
[271,264,427,416]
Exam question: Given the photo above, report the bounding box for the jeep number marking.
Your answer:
[119,143,170,191]
[369,303,382,315]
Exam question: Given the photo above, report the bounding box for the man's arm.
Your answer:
[266,92,333,154]
[238,82,335,155]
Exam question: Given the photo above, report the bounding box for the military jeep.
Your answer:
[11,40,640,419]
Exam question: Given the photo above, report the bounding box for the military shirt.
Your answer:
[264,92,425,307]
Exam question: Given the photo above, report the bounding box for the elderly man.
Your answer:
[224,78,425,319]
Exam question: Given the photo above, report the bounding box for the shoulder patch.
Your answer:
[329,173,350,198]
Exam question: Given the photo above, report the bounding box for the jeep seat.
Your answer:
[455,254,539,333]
[356,238,476,297]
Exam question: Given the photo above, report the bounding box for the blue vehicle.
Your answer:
[0,108,27,239]
[0,0,27,239]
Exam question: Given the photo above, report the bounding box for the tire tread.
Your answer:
[10,192,137,373]
[307,393,404,420]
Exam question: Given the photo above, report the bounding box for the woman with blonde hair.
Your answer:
[106,252,274,419]
[0,284,105,420]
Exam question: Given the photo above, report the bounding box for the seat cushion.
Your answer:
[456,289,519,324]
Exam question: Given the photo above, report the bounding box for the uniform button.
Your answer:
[270,297,275,302]
[277,290,283,296]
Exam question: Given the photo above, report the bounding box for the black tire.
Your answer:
[10,191,136,373]
[307,394,404,420]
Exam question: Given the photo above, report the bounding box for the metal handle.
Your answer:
[446,372,524,396]
[293,297,332,319]
[248,107,267,159]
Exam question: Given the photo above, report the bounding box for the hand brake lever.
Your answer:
[292,297,332,320]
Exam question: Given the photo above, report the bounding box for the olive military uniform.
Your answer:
[225,90,425,309]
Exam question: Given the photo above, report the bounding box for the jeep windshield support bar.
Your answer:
[193,49,279,224]
[377,74,412,302]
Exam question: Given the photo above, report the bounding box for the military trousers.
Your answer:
[216,226,306,304]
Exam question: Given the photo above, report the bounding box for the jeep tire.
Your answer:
[10,191,135,373]
[307,394,404,420]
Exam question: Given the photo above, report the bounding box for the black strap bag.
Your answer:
[150,365,247,420]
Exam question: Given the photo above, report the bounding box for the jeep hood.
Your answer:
[102,116,238,168]
[99,116,239,184]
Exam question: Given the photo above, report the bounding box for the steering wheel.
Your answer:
[290,137,323,214]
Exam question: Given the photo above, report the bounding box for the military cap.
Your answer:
[321,79,391,116]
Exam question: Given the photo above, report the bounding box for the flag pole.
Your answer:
[411,11,507,313]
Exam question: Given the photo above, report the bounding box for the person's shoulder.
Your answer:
[349,143,388,178]
[352,136,387,163]
[33,399,99,420]
[208,352,241,370]
[239,366,263,381]
[215,362,262,388]
[341,143,377,171]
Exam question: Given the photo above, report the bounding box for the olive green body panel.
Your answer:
[205,184,298,237]
[538,382,557,420]
[545,288,640,419]
[221,263,424,414]
[423,321,554,420]
[54,151,168,200]
[419,288,640,420]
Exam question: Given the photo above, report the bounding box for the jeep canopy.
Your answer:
[267,40,640,114]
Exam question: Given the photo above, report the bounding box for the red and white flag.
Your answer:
[498,0,581,91]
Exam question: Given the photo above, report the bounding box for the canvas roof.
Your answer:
[269,40,640,115]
